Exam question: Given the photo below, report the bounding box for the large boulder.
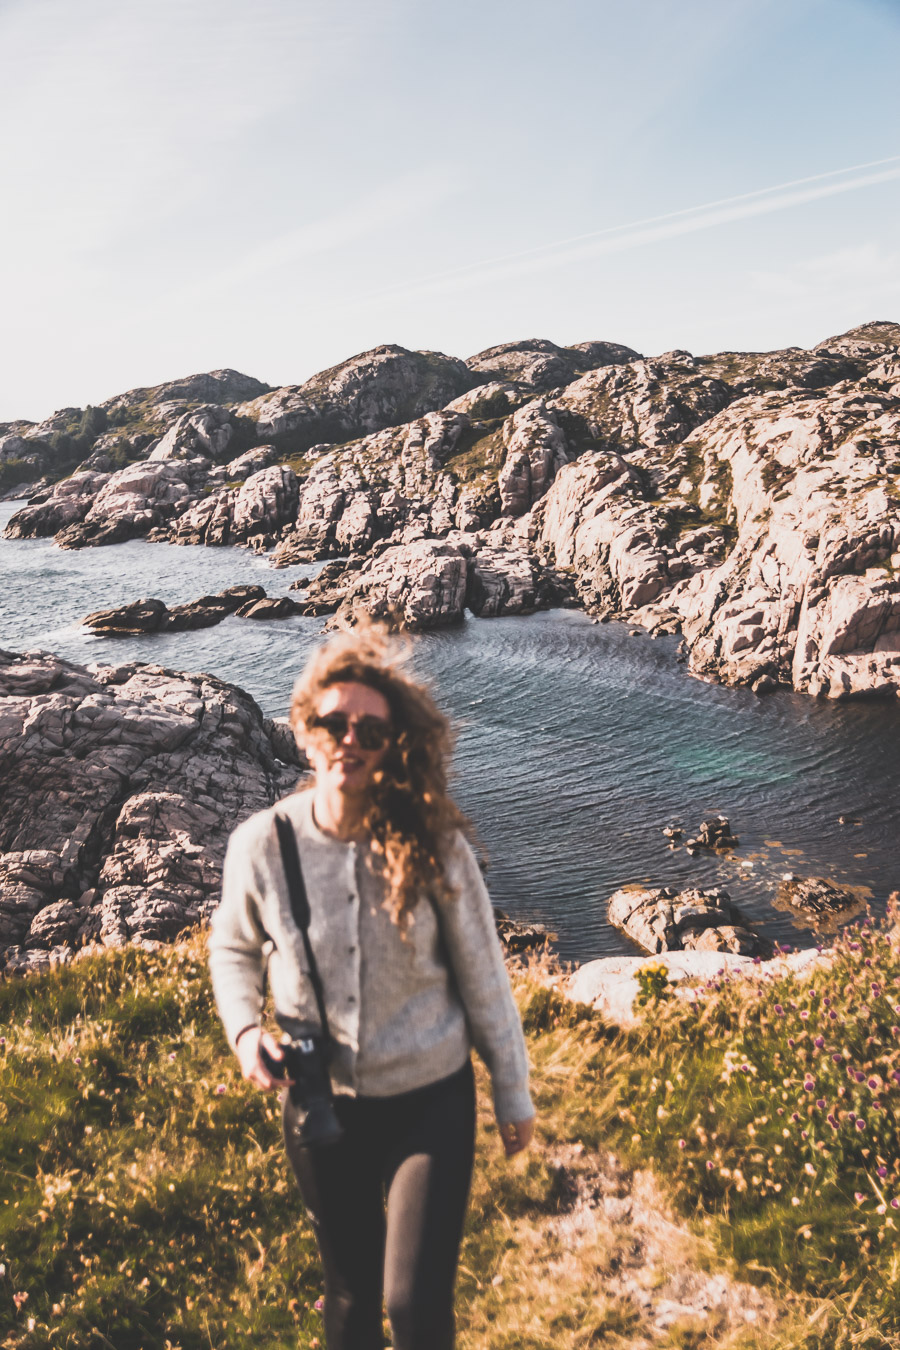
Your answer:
[0,649,300,971]
[607,885,769,957]
[82,598,168,635]
[147,404,234,462]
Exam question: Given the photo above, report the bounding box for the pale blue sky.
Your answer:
[1,0,898,422]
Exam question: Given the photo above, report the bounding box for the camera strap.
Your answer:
[274,813,332,1043]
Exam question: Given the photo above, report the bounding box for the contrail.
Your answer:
[355,153,900,303]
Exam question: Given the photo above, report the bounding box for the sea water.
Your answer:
[2,500,899,961]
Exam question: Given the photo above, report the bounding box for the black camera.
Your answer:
[260,1027,343,1148]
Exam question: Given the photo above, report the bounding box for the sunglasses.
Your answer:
[307,712,393,751]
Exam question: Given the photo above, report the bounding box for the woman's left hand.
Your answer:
[499,1115,536,1158]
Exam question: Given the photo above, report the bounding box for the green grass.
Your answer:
[3,916,900,1348]
[443,419,508,482]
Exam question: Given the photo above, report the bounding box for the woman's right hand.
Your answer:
[235,1026,293,1091]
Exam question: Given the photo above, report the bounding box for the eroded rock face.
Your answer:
[169,464,299,547]
[497,401,570,516]
[2,471,112,539]
[331,539,470,630]
[607,885,769,957]
[0,649,299,970]
[55,460,212,549]
[236,345,476,452]
[148,404,233,462]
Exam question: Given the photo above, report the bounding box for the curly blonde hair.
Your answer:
[289,622,471,926]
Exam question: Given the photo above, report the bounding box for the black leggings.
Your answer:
[283,1061,476,1350]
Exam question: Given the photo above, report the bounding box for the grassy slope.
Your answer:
[2,919,899,1350]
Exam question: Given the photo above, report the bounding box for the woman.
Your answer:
[208,623,535,1350]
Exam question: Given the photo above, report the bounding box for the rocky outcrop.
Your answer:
[775,875,866,922]
[82,587,269,635]
[147,404,233,462]
[54,460,212,548]
[102,369,269,420]
[168,464,299,547]
[465,338,641,391]
[5,321,899,700]
[236,345,476,453]
[331,539,470,630]
[497,401,570,515]
[2,471,111,538]
[683,816,739,852]
[235,595,303,620]
[302,534,567,629]
[0,649,299,970]
[225,445,278,479]
[566,947,821,1027]
[83,598,169,635]
[607,884,769,957]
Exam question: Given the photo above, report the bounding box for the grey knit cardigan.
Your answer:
[207,789,534,1125]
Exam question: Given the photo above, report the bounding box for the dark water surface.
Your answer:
[2,501,899,961]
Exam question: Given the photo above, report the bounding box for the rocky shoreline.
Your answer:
[2,322,899,698]
[0,648,299,973]
[1,646,883,977]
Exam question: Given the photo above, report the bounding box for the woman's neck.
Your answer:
[312,784,366,841]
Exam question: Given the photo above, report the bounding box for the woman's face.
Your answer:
[302,681,392,798]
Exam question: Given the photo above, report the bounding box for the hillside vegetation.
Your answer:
[2,916,900,1349]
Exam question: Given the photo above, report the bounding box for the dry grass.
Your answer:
[2,930,898,1347]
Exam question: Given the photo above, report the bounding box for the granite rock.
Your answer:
[0,648,299,971]
[236,345,475,453]
[148,404,234,462]
[607,884,768,957]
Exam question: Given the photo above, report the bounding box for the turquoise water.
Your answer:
[2,500,899,960]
